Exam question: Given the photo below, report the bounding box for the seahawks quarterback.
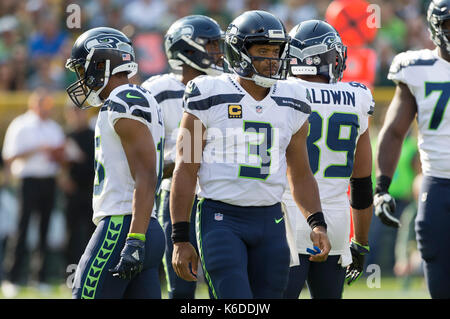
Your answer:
[282,20,374,299]
[376,0,450,298]
[65,27,165,299]
[170,10,330,299]
[141,15,224,299]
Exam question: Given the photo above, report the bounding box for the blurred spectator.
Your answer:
[394,173,424,290]
[374,39,397,86]
[377,0,407,53]
[243,0,271,12]
[85,0,124,30]
[1,88,65,296]
[270,0,318,32]
[28,12,68,61]
[193,0,233,30]
[59,104,95,268]
[367,133,420,276]
[123,0,169,32]
[163,0,196,30]
[404,15,434,50]
[0,15,19,61]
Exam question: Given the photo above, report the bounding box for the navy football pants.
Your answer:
[284,254,345,299]
[159,189,199,299]
[196,199,290,299]
[416,175,450,299]
[72,215,165,299]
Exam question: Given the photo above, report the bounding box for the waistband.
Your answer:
[201,198,281,214]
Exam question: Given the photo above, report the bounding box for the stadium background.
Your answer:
[0,0,431,298]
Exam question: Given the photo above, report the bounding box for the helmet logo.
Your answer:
[171,25,194,42]
[84,35,122,50]
[305,57,313,65]
[313,56,321,65]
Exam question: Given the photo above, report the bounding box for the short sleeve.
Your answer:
[107,89,155,128]
[361,85,375,134]
[182,79,210,128]
[2,119,22,160]
[290,84,312,135]
[387,52,408,85]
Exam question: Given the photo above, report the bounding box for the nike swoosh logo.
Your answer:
[126,92,142,99]
[275,217,284,224]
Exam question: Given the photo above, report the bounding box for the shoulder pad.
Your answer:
[115,86,151,109]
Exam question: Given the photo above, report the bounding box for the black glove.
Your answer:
[346,240,370,286]
[374,192,401,228]
[109,237,145,280]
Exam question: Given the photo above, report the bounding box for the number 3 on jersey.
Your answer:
[239,121,273,180]
[307,112,359,178]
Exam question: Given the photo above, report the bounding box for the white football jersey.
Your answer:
[282,78,374,264]
[183,73,311,206]
[282,78,374,208]
[388,48,450,179]
[92,84,164,225]
[142,73,185,191]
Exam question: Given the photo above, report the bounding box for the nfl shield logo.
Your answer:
[214,213,223,221]
[256,105,263,113]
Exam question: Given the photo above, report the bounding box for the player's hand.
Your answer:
[109,238,145,280]
[346,240,370,286]
[309,226,331,262]
[374,192,400,228]
[172,242,198,282]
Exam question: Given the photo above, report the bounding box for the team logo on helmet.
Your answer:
[84,35,123,50]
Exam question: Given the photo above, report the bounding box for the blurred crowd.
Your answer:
[0,0,435,93]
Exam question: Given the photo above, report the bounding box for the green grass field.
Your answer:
[0,276,430,299]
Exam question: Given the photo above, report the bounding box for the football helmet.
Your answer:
[65,27,138,109]
[288,20,347,83]
[164,15,224,76]
[224,10,290,88]
[427,0,450,54]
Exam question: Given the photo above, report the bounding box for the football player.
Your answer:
[375,0,450,298]
[141,15,224,299]
[282,20,374,299]
[170,10,330,299]
[65,27,165,299]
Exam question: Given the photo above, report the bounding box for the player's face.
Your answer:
[205,39,223,67]
[248,43,281,77]
[443,19,450,41]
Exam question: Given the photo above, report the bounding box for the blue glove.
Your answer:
[374,192,401,228]
[346,239,370,286]
[109,237,145,280]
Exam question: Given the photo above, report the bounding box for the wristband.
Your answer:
[127,233,146,242]
[307,212,327,230]
[171,222,190,243]
[375,175,391,194]
[351,239,370,254]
